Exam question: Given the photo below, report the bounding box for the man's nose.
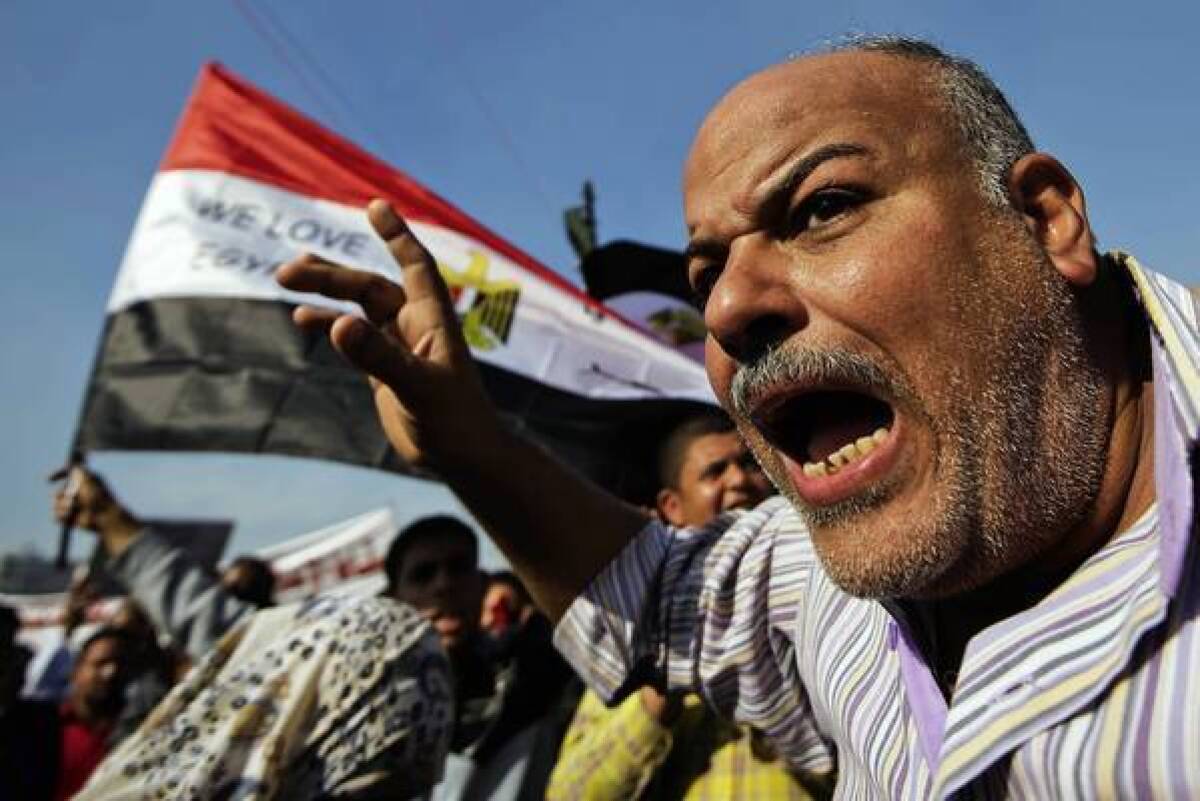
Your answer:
[705,235,809,364]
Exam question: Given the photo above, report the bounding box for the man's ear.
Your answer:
[1008,153,1098,287]
[656,488,686,527]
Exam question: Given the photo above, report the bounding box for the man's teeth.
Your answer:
[802,427,889,477]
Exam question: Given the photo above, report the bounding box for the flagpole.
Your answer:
[54,452,85,570]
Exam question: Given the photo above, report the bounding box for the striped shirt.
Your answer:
[555,253,1200,799]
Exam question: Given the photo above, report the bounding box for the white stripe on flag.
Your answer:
[110,169,715,404]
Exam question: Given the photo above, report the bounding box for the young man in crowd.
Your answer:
[385,515,575,801]
[278,35,1200,797]
[480,570,532,642]
[51,628,135,801]
[1,610,138,801]
[548,411,827,799]
[29,586,175,744]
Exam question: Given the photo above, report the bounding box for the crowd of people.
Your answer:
[4,33,1199,800]
[2,407,815,800]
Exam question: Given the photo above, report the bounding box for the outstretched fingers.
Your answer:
[276,253,407,326]
[276,200,473,402]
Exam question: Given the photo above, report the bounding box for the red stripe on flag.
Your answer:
[161,62,620,320]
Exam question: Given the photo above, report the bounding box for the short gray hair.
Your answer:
[823,35,1034,206]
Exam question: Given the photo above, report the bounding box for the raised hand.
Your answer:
[276,200,498,469]
[278,199,645,620]
[48,466,141,556]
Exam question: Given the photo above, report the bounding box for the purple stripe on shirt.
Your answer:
[1152,337,1192,598]
[895,617,947,772]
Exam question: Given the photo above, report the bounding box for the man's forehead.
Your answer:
[684,430,743,464]
[82,637,122,659]
[699,51,938,147]
[684,51,942,217]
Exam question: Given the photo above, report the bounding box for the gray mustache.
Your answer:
[730,345,902,419]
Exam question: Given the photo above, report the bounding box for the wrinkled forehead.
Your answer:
[682,430,744,469]
[684,52,950,222]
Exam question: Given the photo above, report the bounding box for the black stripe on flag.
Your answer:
[75,297,712,505]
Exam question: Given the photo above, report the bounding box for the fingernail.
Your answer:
[369,199,406,235]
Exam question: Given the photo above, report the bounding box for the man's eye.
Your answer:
[789,188,862,234]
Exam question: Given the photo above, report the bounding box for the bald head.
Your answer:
[688,38,1033,218]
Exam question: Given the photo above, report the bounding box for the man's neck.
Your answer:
[1022,264,1158,593]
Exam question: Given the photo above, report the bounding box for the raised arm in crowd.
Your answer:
[52,471,271,660]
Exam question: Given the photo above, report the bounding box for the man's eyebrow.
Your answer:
[767,141,873,202]
[685,142,872,262]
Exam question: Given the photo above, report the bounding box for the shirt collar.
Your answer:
[1117,251,1198,597]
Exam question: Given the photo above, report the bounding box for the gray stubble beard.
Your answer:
[727,236,1111,601]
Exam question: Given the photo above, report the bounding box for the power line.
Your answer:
[244,1,390,156]
[229,0,348,134]
[229,0,560,235]
[410,0,559,221]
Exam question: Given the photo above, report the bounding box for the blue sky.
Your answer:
[3,0,1197,566]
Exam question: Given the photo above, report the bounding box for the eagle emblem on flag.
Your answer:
[439,250,521,351]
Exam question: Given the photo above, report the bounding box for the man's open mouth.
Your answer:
[753,388,895,478]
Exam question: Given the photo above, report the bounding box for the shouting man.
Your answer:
[277,37,1198,798]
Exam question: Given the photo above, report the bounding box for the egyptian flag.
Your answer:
[74,63,715,503]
